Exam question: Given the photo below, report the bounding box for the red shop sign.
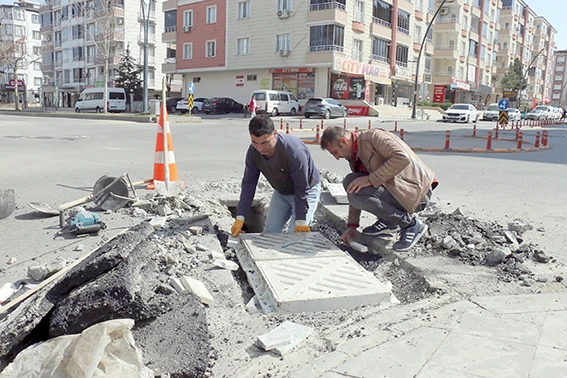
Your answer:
[345,106,369,116]
[433,85,446,103]
[269,67,314,74]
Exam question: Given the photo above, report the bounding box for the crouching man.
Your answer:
[232,115,321,237]
[320,126,436,251]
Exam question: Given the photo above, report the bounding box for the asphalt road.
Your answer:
[1,114,566,286]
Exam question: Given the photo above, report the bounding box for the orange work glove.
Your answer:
[293,220,311,233]
[231,216,245,237]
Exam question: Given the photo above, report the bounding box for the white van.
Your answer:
[74,87,127,113]
[251,90,301,116]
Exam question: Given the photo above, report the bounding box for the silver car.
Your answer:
[304,98,348,119]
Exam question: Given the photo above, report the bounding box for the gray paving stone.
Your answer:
[336,330,391,356]
[538,311,567,350]
[428,331,535,378]
[417,363,488,378]
[332,327,447,378]
[471,293,567,314]
[529,345,567,377]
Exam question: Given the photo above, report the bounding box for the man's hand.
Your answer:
[340,226,357,245]
[346,176,372,194]
[231,216,245,237]
[294,220,311,233]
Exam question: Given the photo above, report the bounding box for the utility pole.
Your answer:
[141,0,152,113]
[412,0,447,119]
[518,48,545,111]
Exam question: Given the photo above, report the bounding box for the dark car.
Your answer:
[304,98,348,119]
[166,97,184,114]
[202,97,244,114]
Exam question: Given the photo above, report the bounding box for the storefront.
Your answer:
[330,57,391,105]
[391,64,414,107]
[447,78,471,104]
[270,67,316,100]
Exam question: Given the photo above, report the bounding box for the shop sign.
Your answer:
[331,75,365,100]
[450,78,471,92]
[260,78,270,89]
[503,90,517,101]
[6,79,25,88]
[236,75,244,87]
[433,85,446,103]
[333,57,389,83]
[394,65,412,80]
[345,105,369,116]
[269,67,314,74]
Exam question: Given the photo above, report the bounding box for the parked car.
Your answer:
[202,97,244,114]
[482,103,500,121]
[74,87,127,113]
[304,98,348,119]
[442,104,478,123]
[506,108,522,122]
[534,105,554,120]
[552,107,563,120]
[166,97,184,114]
[526,109,544,120]
[176,97,207,114]
[251,90,301,116]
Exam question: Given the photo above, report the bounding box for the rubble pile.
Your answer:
[419,210,553,282]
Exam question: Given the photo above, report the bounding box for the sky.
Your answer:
[0,0,564,48]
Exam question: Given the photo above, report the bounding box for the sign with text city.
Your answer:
[450,78,471,92]
[333,57,390,84]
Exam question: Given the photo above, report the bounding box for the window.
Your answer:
[183,43,192,59]
[73,46,83,61]
[352,39,363,62]
[373,0,392,27]
[183,10,193,27]
[247,74,257,81]
[397,10,410,35]
[109,92,125,100]
[396,44,408,66]
[33,62,41,70]
[424,55,431,73]
[237,38,250,55]
[280,94,289,101]
[463,15,468,29]
[33,46,41,55]
[277,0,292,11]
[14,25,24,37]
[238,1,250,18]
[206,40,216,58]
[372,37,389,63]
[354,0,364,23]
[33,31,41,40]
[481,45,486,60]
[482,22,488,37]
[414,25,422,43]
[309,24,344,52]
[206,6,217,24]
[276,33,291,51]
[31,14,39,23]
[34,77,42,86]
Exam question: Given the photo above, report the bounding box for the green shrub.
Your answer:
[432,102,453,110]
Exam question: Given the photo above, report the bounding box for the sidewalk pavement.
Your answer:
[293,292,567,378]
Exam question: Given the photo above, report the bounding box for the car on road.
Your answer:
[534,105,554,120]
[506,108,522,122]
[251,90,301,116]
[442,104,478,123]
[202,97,244,114]
[166,97,184,114]
[303,98,347,119]
[526,109,545,120]
[176,97,207,114]
[74,87,127,113]
[482,103,500,121]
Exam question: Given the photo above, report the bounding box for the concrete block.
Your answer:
[74,244,85,252]
[212,259,239,271]
[257,321,314,356]
[149,217,167,229]
[27,257,67,281]
[179,276,214,306]
[169,277,185,293]
[188,226,203,235]
[210,250,225,261]
[326,183,349,204]
[349,241,368,253]
[245,296,262,314]
[195,244,209,252]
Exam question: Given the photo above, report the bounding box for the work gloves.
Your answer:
[231,216,245,237]
[293,220,311,233]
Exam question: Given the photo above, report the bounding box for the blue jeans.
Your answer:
[264,184,321,233]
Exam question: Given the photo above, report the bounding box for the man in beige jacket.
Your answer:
[320,126,436,251]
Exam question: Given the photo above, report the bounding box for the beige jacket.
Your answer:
[348,128,435,225]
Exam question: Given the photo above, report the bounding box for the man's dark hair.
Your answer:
[320,126,347,150]
[249,115,275,137]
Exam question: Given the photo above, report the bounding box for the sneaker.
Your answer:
[362,219,400,236]
[392,218,428,252]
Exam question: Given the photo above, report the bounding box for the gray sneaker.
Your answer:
[362,219,400,236]
[392,218,428,251]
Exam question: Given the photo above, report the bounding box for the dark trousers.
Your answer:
[343,172,430,228]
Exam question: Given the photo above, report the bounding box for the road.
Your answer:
[1,114,566,286]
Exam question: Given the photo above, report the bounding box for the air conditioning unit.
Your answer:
[183,26,191,32]
[117,18,124,25]
[279,48,290,57]
[277,9,289,19]
[439,8,449,15]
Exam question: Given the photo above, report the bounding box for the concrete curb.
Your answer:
[0,110,155,123]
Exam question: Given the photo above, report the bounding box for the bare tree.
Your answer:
[85,0,122,113]
[0,36,40,111]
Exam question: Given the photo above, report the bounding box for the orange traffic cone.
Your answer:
[147,106,182,196]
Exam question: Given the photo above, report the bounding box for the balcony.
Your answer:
[137,10,157,22]
[94,55,122,65]
[463,3,470,12]
[39,4,51,13]
[306,47,345,65]
[138,33,156,44]
[435,16,459,32]
[41,62,54,71]
[94,30,125,42]
[163,0,177,11]
[432,71,454,85]
[308,2,347,24]
[352,17,365,33]
[162,26,176,43]
[54,40,62,48]
[41,41,53,52]
[40,23,53,33]
[162,58,176,73]
[434,45,459,59]
[415,10,424,21]
[55,60,62,68]
[371,55,389,64]
[371,18,392,39]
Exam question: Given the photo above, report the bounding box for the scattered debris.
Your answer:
[27,257,67,281]
[179,276,215,306]
[326,183,349,204]
[256,321,314,356]
[349,241,368,253]
[556,276,564,283]
[7,257,17,265]
[212,259,239,271]
[508,219,533,234]
[537,227,545,233]
[74,244,85,252]
[0,189,15,220]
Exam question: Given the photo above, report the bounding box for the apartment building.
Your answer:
[430,0,501,106]
[0,1,42,105]
[494,0,556,106]
[162,0,436,107]
[39,0,170,109]
[551,50,567,107]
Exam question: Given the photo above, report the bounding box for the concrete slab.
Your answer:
[326,183,349,204]
[529,345,567,377]
[417,363,486,378]
[257,321,314,356]
[538,311,567,350]
[471,293,567,314]
[236,232,393,314]
[179,276,214,306]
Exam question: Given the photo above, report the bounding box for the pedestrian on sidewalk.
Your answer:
[249,96,257,118]
[232,115,321,237]
[320,126,437,251]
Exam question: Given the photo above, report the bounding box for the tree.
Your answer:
[500,57,528,92]
[0,36,40,111]
[114,45,142,97]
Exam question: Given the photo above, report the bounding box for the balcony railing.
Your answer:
[309,1,346,11]
[433,71,454,76]
[309,44,344,53]
[164,25,176,33]
[137,10,157,21]
[435,45,455,50]
[397,26,410,35]
[353,10,364,23]
[138,34,156,43]
[437,16,458,24]
[351,51,363,61]
[371,55,389,64]
[396,60,408,68]
[372,17,391,28]
[470,26,479,34]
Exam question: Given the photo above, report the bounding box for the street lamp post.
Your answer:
[518,47,545,111]
[141,0,152,113]
[412,0,447,119]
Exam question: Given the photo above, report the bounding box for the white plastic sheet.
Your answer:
[0,319,154,378]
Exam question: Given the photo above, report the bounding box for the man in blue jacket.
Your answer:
[232,115,321,236]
